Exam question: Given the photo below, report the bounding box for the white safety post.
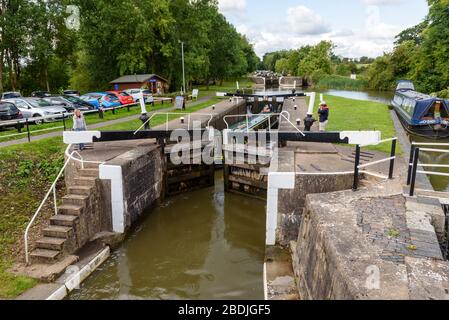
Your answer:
[236,81,240,90]
[266,172,295,245]
[307,92,316,115]
[320,93,324,103]
[99,165,125,233]
[139,91,147,114]
[293,80,297,88]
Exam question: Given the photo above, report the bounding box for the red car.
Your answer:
[107,91,135,105]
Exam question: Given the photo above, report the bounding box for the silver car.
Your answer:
[3,98,67,124]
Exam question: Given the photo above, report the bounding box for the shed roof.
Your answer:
[110,74,168,84]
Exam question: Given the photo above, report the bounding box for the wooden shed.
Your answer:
[110,74,169,94]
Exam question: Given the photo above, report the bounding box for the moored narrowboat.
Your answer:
[391,80,449,139]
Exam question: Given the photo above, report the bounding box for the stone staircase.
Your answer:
[29,167,100,264]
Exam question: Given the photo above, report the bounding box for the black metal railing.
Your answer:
[353,137,398,191]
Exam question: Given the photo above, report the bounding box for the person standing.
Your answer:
[73,109,87,151]
[318,101,329,132]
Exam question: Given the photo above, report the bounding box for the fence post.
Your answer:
[406,145,415,185]
[409,148,420,197]
[62,115,66,131]
[112,107,116,115]
[99,108,104,119]
[17,121,22,133]
[389,139,397,179]
[26,118,31,142]
[353,145,361,191]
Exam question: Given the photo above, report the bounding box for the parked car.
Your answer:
[63,90,80,97]
[3,98,66,124]
[124,89,154,104]
[31,91,51,98]
[0,102,23,129]
[1,91,22,100]
[80,92,121,109]
[106,91,135,105]
[44,95,96,112]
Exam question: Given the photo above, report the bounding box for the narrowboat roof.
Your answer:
[396,89,432,101]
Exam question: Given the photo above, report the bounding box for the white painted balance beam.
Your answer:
[63,131,101,144]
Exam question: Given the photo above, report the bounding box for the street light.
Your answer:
[179,40,186,95]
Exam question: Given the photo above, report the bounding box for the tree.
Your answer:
[297,41,333,83]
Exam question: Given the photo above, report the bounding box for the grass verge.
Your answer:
[316,94,400,154]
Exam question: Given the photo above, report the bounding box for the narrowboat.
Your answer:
[391,80,449,139]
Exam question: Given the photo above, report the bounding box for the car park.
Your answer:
[44,95,96,112]
[3,98,67,124]
[0,102,23,129]
[106,91,135,105]
[80,92,122,109]
[1,91,22,100]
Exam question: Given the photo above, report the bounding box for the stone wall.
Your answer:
[104,145,164,232]
[277,174,354,246]
[292,183,448,300]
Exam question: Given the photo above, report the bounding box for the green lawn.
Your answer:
[0,137,66,299]
[315,94,400,154]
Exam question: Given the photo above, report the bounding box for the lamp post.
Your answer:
[179,40,186,95]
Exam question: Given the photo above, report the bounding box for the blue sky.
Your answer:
[218,0,429,58]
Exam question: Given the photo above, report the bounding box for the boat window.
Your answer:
[394,95,403,105]
[441,103,449,119]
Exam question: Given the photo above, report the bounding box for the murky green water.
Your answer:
[68,173,266,300]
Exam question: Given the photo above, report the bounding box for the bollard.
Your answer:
[409,148,420,197]
[389,139,397,179]
[406,145,415,185]
[352,145,361,191]
[26,118,31,142]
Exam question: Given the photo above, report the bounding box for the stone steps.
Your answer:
[68,185,92,196]
[30,248,62,264]
[79,168,99,178]
[58,204,83,216]
[73,176,97,187]
[50,214,78,227]
[43,226,73,238]
[36,237,66,251]
[30,161,100,266]
[62,194,89,206]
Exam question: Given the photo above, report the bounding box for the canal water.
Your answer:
[68,173,266,300]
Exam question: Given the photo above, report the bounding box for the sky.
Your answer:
[218,0,429,58]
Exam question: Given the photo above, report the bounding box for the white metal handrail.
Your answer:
[134,112,214,134]
[223,111,305,136]
[353,137,398,190]
[24,145,105,264]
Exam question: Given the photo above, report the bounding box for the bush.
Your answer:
[316,75,368,90]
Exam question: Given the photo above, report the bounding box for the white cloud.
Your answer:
[232,3,415,58]
[218,0,247,14]
[287,5,331,35]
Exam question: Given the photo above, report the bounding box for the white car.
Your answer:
[4,98,67,124]
[124,89,154,104]
[1,91,22,100]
